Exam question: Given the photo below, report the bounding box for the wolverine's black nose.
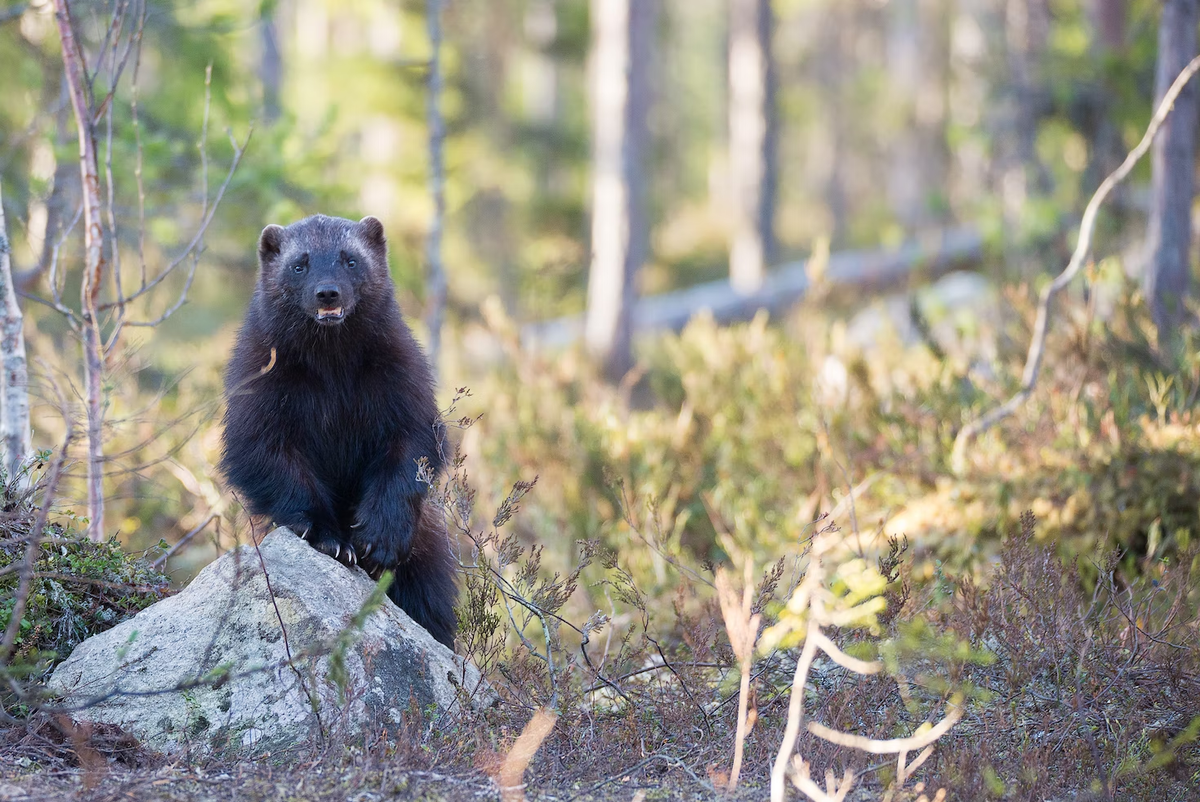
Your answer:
[315,284,341,305]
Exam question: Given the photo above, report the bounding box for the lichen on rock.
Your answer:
[48,528,488,757]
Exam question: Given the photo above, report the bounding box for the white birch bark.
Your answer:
[0,181,33,481]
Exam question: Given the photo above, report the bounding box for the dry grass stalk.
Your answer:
[715,561,761,792]
[498,707,557,802]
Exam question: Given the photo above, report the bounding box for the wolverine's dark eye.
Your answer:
[292,263,306,275]
[347,259,357,269]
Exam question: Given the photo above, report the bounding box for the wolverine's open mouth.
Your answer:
[315,307,345,324]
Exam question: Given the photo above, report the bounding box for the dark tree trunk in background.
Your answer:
[728,0,776,294]
[259,0,282,124]
[1081,0,1127,193]
[887,0,920,229]
[886,0,951,231]
[585,0,654,381]
[1003,0,1052,203]
[1144,0,1199,341]
[1091,0,1126,52]
[817,2,849,243]
[425,0,448,377]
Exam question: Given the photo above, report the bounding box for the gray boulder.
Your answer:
[49,527,487,757]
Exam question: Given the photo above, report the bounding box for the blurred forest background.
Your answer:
[0,0,1197,597]
[5,0,1200,797]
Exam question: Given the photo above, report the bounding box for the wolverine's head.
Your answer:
[257,214,390,326]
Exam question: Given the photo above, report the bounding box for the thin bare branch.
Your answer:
[150,511,218,570]
[100,125,251,316]
[770,610,821,802]
[131,8,148,288]
[811,631,882,675]
[950,53,1200,473]
[39,203,83,325]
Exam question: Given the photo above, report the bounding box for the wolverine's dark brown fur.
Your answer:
[219,214,456,646]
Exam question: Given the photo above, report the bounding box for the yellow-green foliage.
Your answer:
[470,291,1200,608]
[469,311,835,602]
[759,556,888,653]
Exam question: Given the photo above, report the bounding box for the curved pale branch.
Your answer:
[806,701,963,754]
[950,54,1200,474]
[811,631,882,675]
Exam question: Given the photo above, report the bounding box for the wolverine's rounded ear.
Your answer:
[358,216,386,249]
[259,224,285,261]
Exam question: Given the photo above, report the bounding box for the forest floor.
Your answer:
[0,752,886,802]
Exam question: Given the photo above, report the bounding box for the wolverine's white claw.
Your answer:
[333,544,340,559]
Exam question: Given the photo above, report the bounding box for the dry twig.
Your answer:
[715,562,761,792]
[950,54,1200,473]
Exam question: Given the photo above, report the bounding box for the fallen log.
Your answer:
[521,227,983,349]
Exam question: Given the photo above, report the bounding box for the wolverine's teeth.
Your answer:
[317,307,344,319]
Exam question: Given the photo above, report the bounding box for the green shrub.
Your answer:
[469,284,1200,607]
[0,456,172,705]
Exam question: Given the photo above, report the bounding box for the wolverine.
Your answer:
[220,214,457,647]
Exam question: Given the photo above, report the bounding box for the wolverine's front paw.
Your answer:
[352,508,417,576]
[352,523,402,576]
[302,528,359,569]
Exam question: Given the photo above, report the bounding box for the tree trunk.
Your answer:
[1091,0,1126,52]
[585,0,654,381]
[886,0,924,230]
[53,0,107,540]
[728,0,776,293]
[817,2,849,243]
[1001,0,1052,213]
[424,0,447,379]
[886,0,951,231]
[0,181,32,481]
[1144,0,1199,342]
[259,0,283,124]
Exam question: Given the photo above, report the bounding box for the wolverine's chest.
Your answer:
[268,362,406,463]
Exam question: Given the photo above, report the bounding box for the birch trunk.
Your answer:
[728,0,777,294]
[1144,0,1199,342]
[585,0,654,381]
[0,181,32,481]
[53,0,107,540]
